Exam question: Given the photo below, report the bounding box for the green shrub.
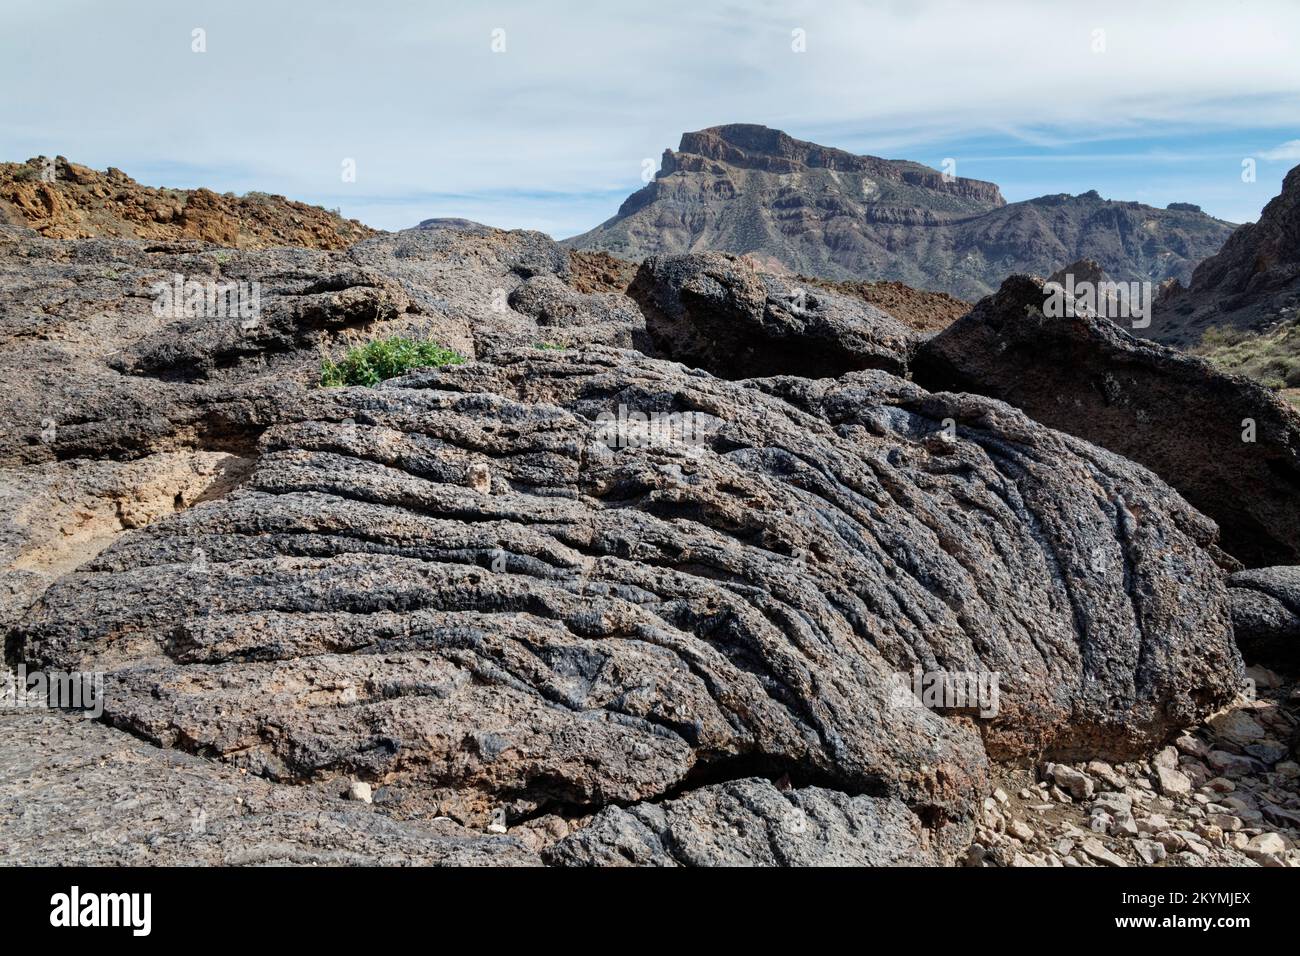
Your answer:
[320,336,465,387]
[1192,320,1300,391]
[1198,325,1249,350]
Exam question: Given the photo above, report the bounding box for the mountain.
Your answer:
[565,124,1237,300]
[1153,163,1300,347]
[0,156,376,250]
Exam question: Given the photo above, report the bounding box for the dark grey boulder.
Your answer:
[915,274,1300,567]
[1229,566,1300,670]
[631,252,916,378]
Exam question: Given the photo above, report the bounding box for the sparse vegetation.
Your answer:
[1192,322,1300,406]
[320,336,465,387]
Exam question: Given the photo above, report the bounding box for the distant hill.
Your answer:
[416,217,493,232]
[0,156,376,250]
[565,124,1236,300]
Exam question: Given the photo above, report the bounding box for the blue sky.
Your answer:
[2,0,1297,236]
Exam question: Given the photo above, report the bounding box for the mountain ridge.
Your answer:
[566,124,1237,300]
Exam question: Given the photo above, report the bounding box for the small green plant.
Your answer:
[535,341,567,351]
[320,336,465,387]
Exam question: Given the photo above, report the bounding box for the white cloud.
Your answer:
[2,0,1298,234]
[1259,140,1300,161]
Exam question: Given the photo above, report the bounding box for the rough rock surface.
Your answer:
[0,452,251,635]
[0,712,538,866]
[1229,567,1300,670]
[0,218,1254,866]
[566,125,1235,300]
[0,157,376,250]
[507,274,649,352]
[802,276,971,334]
[543,777,941,866]
[11,346,1243,863]
[1153,163,1300,347]
[915,275,1300,567]
[0,222,644,636]
[0,222,630,463]
[573,247,971,334]
[631,252,916,378]
[568,250,640,295]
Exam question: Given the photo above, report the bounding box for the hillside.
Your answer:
[1154,163,1300,347]
[0,156,376,250]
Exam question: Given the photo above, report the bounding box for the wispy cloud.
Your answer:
[1259,140,1300,161]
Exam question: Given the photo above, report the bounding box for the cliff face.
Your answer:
[566,125,1236,300]
[0,156,376,250]
[668,124,1007,207]
[1152,163,1300,347]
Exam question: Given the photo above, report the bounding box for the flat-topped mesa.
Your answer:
[666,124,1006,208]
[569,125,1231,299]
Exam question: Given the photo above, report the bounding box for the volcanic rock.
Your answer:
[12,344,1244,863]
[0,157,375,250]
[1152,163,1300,346]
[0,222,638,634]
[0,712,535,865]
[0,216,1252,866]
[543,778,942,866]
[915,274,1300,567]
[1228,566,1300,669]
[631,251,915,378]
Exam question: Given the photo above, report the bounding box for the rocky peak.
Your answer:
[664,124,1006,207]
[1189,163,1300,298]
[1150,163,1300,345]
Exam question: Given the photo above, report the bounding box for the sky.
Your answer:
[2,0,1298,237]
